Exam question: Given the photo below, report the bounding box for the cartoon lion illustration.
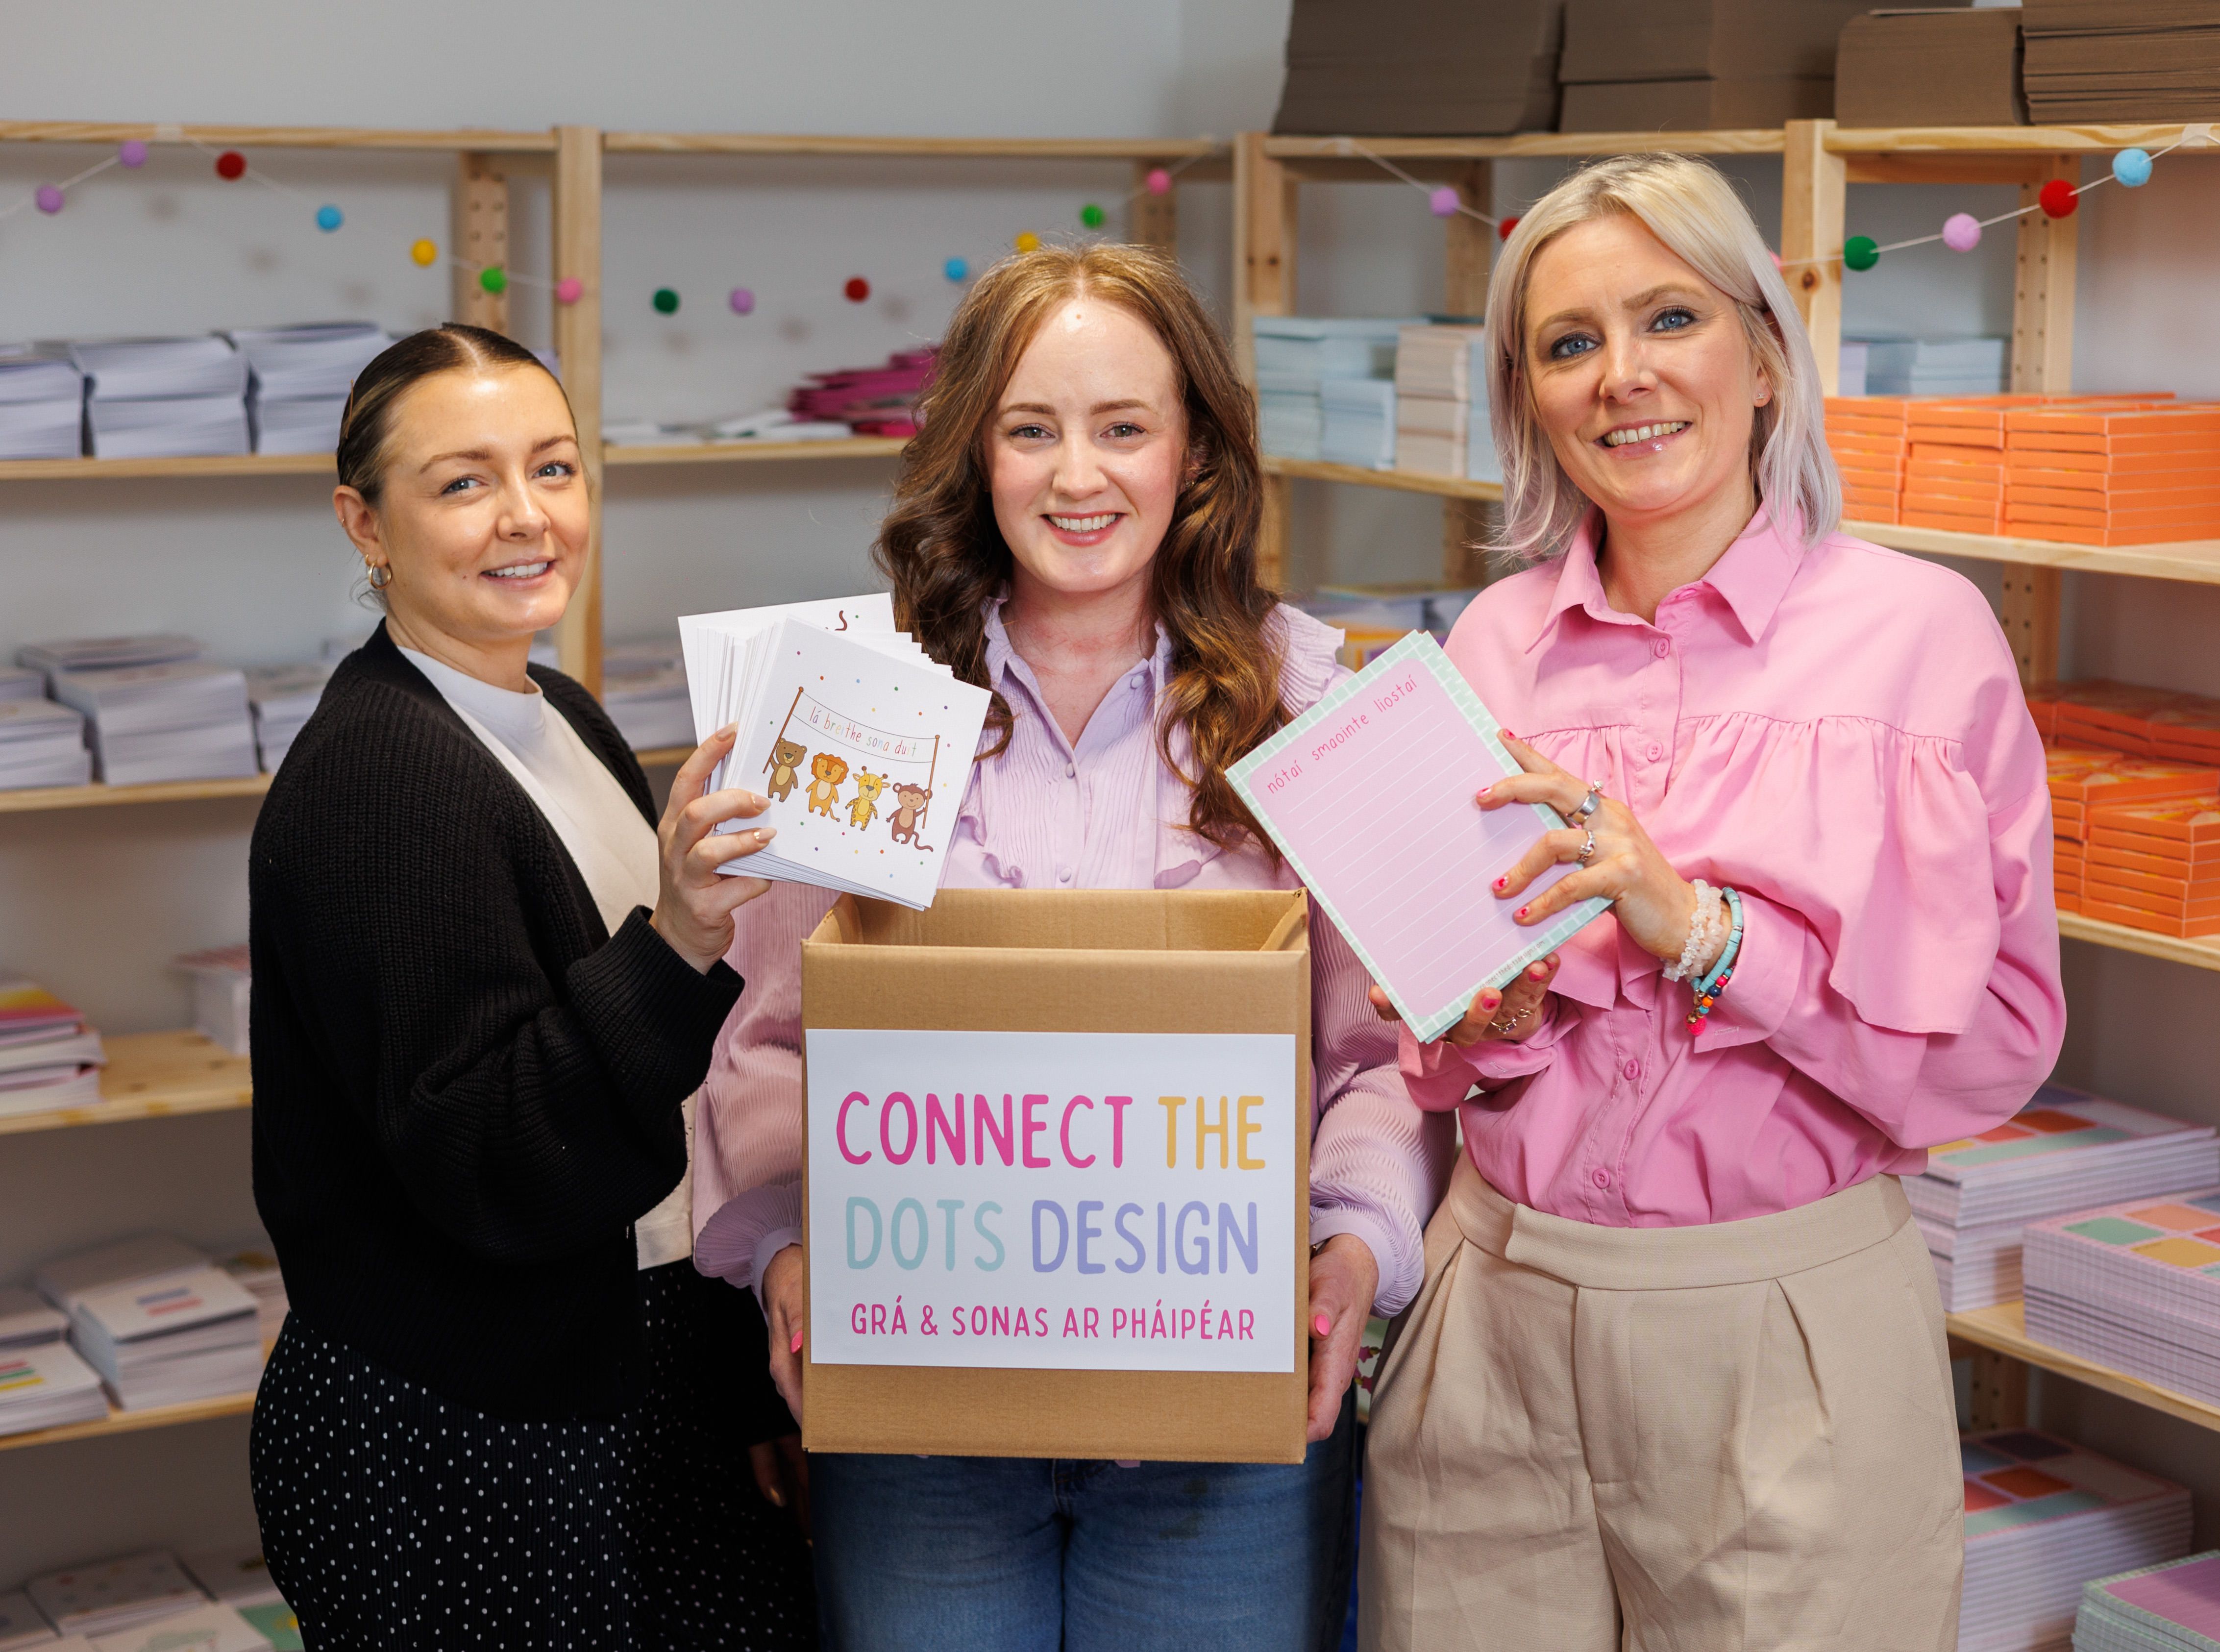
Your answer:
[765,738,807,803]
[847,770,886,831]
[888,782,934,850]
[805,752,849,818]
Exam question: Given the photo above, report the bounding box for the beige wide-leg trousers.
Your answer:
[1361,1159,1963,1652]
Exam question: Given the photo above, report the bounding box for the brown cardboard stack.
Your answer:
[1557,0,1919,131]
[1273,0,1564,136]
[2023,0,2220,123]
[1835,9,2027,127]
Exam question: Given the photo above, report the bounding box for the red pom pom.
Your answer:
[215,150,247,181]
[1498,215,1519,241]
[2038,178,2078,219]
[843,276,870,302]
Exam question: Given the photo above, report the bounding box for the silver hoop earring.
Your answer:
[367,563,393,590]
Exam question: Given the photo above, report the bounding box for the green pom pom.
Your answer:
[478,265,507,294]
[1843,235,1879,272]
[1079,202,1106,229]
[652,287,680,315]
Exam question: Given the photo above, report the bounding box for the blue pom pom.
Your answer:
[316,203,344,232]
[2113,148,2153,188]
[944,257,968,282]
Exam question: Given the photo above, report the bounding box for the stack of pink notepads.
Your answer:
[2077,1550,2220,1651]
[786,348,937,437]
[2025,1190,2220,1406]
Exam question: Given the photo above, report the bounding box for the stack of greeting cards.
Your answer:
[37,1235,263,1411]
[1961,1430,2193,1652]
[2076,1551,2220,1652]
[0,1283,106,1438]
[0,978,104,1117]
[23,1552,206,1641]
[2024,1189,2220,1407]
[679,595,990,910]
[1909,1084,2220,1311]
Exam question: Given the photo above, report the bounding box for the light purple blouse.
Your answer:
[691,598,1454,1316]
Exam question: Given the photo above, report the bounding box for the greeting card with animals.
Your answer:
[679,595,992,909]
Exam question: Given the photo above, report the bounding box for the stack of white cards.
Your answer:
[601,640,693,751]
[680,594,991,910]
[37,1236,263,1411]
[174,945,250,1056]
[1394,324,1501,485]
[1909,1084,2220,1311]
[17,636,201,683]
[0,1284,107,1438]
[24,1552,206,1641]
[243,663,331,772]
[1252,316,1417,463]
[1321,378,1397,469]
[50,662,258,786]
[0,698,91,790]
[0,978,104,1117]
[225,321,388,455]
[69,337,250,460]
[0,345,85,461]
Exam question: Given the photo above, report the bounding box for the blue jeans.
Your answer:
[812,1389,1357,1651]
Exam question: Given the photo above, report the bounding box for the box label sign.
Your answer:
[806,1029,1298,1373]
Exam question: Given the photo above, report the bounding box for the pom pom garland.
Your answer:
[478,266,507,295]
[1429,186,1459,218]
[1079,202,1105,228]
[1013,231,1040,253]
[2114,148,2154,188]
[2039,178,2079,219]
[652,287,680,314]
[33,185,63,215]
[214,150,247,181]
[1843,235,1880,271]
[727,286,754,314]
[316,203,344,233]
[410,238,438,267]
[842,276,870,302]
[943,257,968,282]
[1145,167,1172,196]
[1942,212,1981,252]
[1498,216,1518,241]
[555,277,584,305]
[118,140,148,168]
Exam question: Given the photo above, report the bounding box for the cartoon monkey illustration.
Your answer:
[847,770,887,830]
[888,782,934,850]
[764,738,807,803]
[805,752,849,818]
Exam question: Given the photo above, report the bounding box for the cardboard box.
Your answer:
[1836,8,2026,127]
[1558,75,1834,131]
[1273,0,1564,135]
[800,888,1313,1463]
[1560,0,1893,83]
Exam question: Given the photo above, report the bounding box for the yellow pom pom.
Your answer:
[1013,231,1041,253]
[410,238,438,268]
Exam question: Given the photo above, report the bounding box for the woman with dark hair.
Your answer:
[248,324,813,1648]
[691,245,1453,1648]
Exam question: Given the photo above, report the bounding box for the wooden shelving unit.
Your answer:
[1262,455,1504,503]
[0,1032,251,1140]
[0,453,333,483]
[0,1386,259,1457]
[1949,1303,2220,1437]
[602,436,908,469]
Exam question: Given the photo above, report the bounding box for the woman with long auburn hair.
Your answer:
[691,242,1452,1648]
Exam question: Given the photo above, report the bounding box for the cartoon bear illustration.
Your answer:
[888,782,934,850]
[806,752,849,818]
[765,738,807,803]
[848,770,886,831]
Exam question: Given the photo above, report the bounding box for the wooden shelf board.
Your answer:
[1949,1301,2220,1435]
[0,122,554,152]
[0,1030,251,1139]
[1850,519,2220,586]
[603,133,1225,161]
[1262,455,1505,502]
[1263,130,1786,165]
[0,453,332,483]
[604,437,907,468]
[1830,123,2220,155]
[0,772,272,815]
[2060,911,2220,972]
[0,1385,256,1455]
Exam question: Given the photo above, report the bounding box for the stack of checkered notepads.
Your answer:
[2026,1190,2220,1407]
[1910,1084,2219,1312]
[1963,1430,2193,1652]
[2077,1551,2220,1652]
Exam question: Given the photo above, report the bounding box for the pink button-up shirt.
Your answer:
[693,599,1455,1314]
[1402,510,2066,1226]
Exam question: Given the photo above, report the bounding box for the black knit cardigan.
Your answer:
[249,623,741,1419]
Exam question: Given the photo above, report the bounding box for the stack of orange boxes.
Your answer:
[1900,398,2051,533]
[1824,396,1909,524]
[2004,403,2220,547]
[2084,802,2220,937]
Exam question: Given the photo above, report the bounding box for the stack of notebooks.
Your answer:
[1253,318,1416,464]
[2025,1189,2220,1407]
[2076,1551,2220,1651]
[0,692,90,790]
[600,640,692,752]
[1865,337,2010,399]
[1393,325,1500,484]
[0,345,86,461]
[2045,747,2220,931]
[68,337,250,460]
[225,322,388,456]
[1910,1083,2219,1311]
[786,348,937,438]
[174,945,250,1057]
[1824,395,1907,523]
[2003,405,2220,549]
[21,1552,208,1642]
[32,648,258,787]
[243,663,331,772]
[2022,0,2220,124]
[1835,6,2028,128]
[1272,0,1565,136]
[1960,1430,2193,1652]
[1555,0,1869,132]
[2027,680,2220,763]
[0,1284,107,1439]
[0,978,104,1117]
[36,1235,263,1412]
[1898,393,2027,529]
[1320,378,1397,470]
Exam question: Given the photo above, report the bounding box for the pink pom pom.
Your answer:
[1942,212,1982,252]
[1429,185,1460,218]
[118,140,148,168]
[554,276,584,305]
[1145,167,1172,196]
[729,286,755,315]
[34,185,64,215]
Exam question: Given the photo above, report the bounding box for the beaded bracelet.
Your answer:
[1662,880,1723,983]
[1687,887,1745,1034]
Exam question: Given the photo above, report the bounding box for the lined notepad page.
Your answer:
[1229,632,1607,1042]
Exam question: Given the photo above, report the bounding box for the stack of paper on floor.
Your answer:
[1961,1430,2193,1652]
[1227,633,1609,1041]
[243,664,330,772]
[1272,0,1565,136]
[1556,0,1870,132]
[0,697,91,790]
[85,1603,273,1652]
[69,337,249,460]
[2022,0,2220,124]
[213,1252,288,1345]
[0,1284,107,1438]
[1909,1083,2220,1312]
[25,1553,205,1642]
[173,946,250,1057]
[50,660,257,786]
[1254,318,1416,463]
[181,1548,295,1652]
[1394,326,1500,484]
[0,979,104,1117]
[2024,1189,2220,1406]
[601,640,693,751]
[2076,1550,2220,1652]
[679,594,991,909]
[0,344,86,461]
[225,322,387,456]
[37,1236,262,1411]
[1835,7,2028,127]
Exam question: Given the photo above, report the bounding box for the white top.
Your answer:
[398,645,693,1270]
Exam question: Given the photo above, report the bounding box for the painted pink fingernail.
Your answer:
[1530,964,1546,979]
[789,1331,804,1354]
[1313,1313,1332,1337]
[1493,875,1507,890]
[1501,728,1516,740]
[1481,992,1501,1010]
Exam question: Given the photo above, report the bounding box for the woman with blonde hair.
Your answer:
[1359,154,2064,1650]
[691,242,1452,1648]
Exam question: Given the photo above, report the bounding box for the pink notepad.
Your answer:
[1228,632,1608,1040]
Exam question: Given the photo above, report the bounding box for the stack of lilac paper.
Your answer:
[2077,1551,2220,1651]
[2024,1189,2220,1405]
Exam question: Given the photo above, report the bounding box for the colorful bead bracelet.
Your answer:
[1688,886,1744,1034]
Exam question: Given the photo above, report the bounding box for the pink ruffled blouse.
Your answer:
[1402,509,2067,1226]
[692,599,1455,1315]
